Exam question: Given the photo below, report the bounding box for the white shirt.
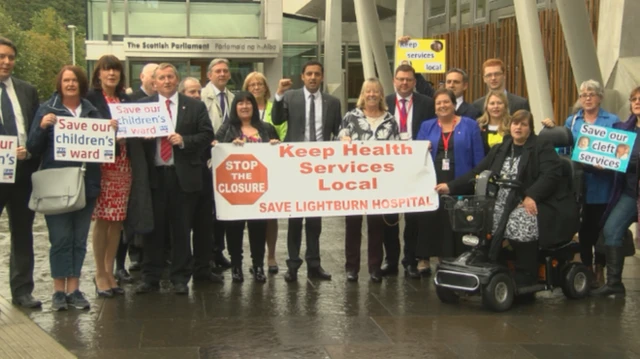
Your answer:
[155,92,179,166]
[303,87,323,141]
[0,78,26,146]
[456,96,464,111]
[394,93,414,140]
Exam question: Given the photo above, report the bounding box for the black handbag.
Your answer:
[595,229,636,257]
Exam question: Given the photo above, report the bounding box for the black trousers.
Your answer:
[579,203,606,267]
[416,206,465,259]
[510,241,539,282]
[0,182,36,297]
[382,213,421,267]
[212,196,227,254]
[286,217,321,270]
[142,167,198,285]
[225,220,267,267]
[192,190,214,276]
[115,232,143,270]
[345,215,384,274]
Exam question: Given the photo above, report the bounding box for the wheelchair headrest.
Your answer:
[538,126,574,148]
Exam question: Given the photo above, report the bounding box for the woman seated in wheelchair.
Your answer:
[435,110,579,286]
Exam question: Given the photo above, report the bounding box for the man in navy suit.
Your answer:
[445,68,480,120]
[0,37,41,308]
[473,58,530,115]
[381,64,435,279]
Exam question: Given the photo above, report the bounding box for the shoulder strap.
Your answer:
[570,113,578,131]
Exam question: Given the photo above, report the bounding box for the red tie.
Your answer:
[160,99,173,162]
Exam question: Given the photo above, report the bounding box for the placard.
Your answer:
[571,124,636,172]
[395,39,447,74]
[212,141,439,220]
[109,102,172,138]
[54,117,116,163]
[0,136,18,183]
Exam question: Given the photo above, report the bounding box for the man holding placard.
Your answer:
[0,37,41,308]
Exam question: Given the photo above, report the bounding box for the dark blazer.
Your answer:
[140,93,214,193]
[129,89,150,102]
[11,77,40,183]
[271,88,341,142]
[385,92,436,140]
[448,134,579,247]
[456,101,481,120]
[415,74,435,98]
[472,92,530,116]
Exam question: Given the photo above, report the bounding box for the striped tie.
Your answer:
[160,99,173,161]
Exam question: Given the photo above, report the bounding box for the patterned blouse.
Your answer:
[337,108,399,141]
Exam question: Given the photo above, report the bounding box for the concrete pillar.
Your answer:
[263,0,283,98]
[513,1,553,131]
[556,0,602,90]
[395,0,425,42]
[324,0,345,111]
[353,0,376,80]
[354,0,394,96]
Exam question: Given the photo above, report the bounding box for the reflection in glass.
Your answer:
[190,2,260,38]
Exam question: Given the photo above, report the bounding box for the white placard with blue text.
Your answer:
[571,124,636,173]
[54,117,116,163]
[0,136,18,183]
[109,102,173,138]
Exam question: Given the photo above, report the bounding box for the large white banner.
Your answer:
[212,141,438,220]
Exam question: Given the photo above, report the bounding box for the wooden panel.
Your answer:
[427,0,600,125]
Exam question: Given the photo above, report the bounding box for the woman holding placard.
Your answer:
[27,66,113,311]
[542,79,619,288]
[592,86,640,296]
[214,91,280,283]
[476,90,510,155]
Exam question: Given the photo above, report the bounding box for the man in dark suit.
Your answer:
[129,63,158,102]
[271,60,341,282]
[0,37,41,308]
[381,64,435,279]
[445,68,481,120]
[135,63,214,295]
[472,58,530,115]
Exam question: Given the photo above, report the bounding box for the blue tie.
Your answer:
[0,83,17,136]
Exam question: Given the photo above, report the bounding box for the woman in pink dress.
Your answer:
[85,55,132,297]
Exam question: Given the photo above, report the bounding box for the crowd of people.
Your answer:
[0,33,636,312]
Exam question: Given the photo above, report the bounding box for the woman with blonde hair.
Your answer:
[242,72,285,274]
[339,78,399,283]
[476,90,510,154]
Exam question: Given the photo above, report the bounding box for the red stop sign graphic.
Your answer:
[215,154,268,205]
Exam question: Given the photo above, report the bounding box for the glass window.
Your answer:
[283,45,317,89]
[283,16,317,42]
[88,0,108,41]
[461,1,472,27]
[476,0,487,19]
[449,0,458,27]
[190,1,260,38]
[112,0,126,41]
[429,0,446,17]
[128,0,187,37]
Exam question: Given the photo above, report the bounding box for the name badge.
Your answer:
[442,158,450,171]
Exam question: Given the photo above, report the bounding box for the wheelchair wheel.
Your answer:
[482,273,515,312]
[436,285,460,304]
[562,264,590,299]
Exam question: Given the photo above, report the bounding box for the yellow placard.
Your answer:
[395,39,446,74]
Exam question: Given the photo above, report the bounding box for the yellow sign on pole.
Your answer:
[395,39,446,74]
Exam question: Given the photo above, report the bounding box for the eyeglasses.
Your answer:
[395,77,415,83]
[247,82,265,88]
[579,93,598,99]
[483,72,503,79]
[630,96,640,103]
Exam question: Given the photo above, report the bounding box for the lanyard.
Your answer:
[438,120,456,157]
[395,96,413,132]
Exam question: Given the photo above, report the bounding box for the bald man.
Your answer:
[130,63,158,101]
[179,77,202,100]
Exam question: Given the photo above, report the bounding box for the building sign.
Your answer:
[123,37,280,58]
[395,39,447,74]
[211,142,438,220]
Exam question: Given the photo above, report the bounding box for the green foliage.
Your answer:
[0,0,86,32]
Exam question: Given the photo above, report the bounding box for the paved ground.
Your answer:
[1,214,640,359]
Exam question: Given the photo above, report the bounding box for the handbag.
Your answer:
[595,229,636,257]
[28,163,86,215]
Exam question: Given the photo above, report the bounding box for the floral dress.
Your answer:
[92,94,132,222]
[491,147,538,242]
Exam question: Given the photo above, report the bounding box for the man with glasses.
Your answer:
[381,64,435,278]
[472,58,530,115]
[445,68,480,120]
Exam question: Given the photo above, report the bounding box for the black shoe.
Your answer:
[135,282,160,294]
[11,294,42,308]
[214,253,232,269]
[111,287,126,295]
[419,267,433,277]
[346,271,359,282]
[370,270,383,283]
[115,269,133,283]
[173,282,189,295]
[232,267,244,283]
[404,265,421,279]
[93,278,114,298]
[284,269,298,282]
[268,265,279,274]
[308,266,332,280]
[250,267,267,283]
[128,262,142,272]
[380,263,399,276]
[194,271,224,283]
